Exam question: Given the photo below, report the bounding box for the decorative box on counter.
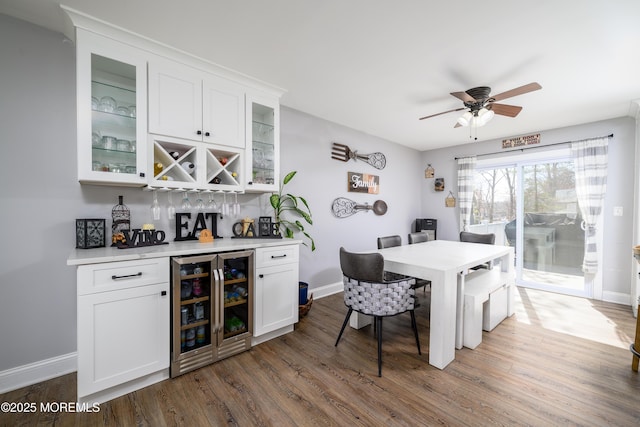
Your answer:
[76,219,106,249]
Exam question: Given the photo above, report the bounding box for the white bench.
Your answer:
[463,267,513,349]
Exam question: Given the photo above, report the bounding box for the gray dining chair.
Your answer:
[407,232,431,292]
[408,231,430,244]
[335,247,421,376]
[376,235,406,281]
[377,235,428,299]
[460,231,496,269]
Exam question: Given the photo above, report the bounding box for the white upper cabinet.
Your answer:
[64,5,284,192]
[245,93,280,192]
[148,56,245,149]
[76,29,148,186]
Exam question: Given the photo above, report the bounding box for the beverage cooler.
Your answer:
[170,250,254,377]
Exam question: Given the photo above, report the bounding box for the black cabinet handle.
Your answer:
[111,272,142,280]
[161,290,167,296]
[259,274,264,278]
[271,254,287,259]
[197,130,202,135]
[205,131,210,137]
[139,172,145,178]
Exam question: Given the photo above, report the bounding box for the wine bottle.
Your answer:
[181,161,196,175]
[169,151,180,160]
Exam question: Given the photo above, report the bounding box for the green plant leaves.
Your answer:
[272,171,315,251]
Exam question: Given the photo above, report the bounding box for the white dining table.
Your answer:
[375,239,514,369]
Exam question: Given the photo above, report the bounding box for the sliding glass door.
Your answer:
[471,150,593,297]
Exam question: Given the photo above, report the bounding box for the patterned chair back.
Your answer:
[339,247,415,316]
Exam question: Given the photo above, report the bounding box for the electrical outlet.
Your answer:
[613,206,623,216]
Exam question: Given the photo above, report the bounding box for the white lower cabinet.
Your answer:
[76,258,170,404]
[253,245,299,341]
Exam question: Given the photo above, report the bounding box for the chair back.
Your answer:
[460,231,495,245]
[377,235,401,249]
[339,247,385,283]
[339,247,415,316]
[408,232,430,244]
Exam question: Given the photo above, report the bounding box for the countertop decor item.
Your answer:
[111,195,130,246]
[270,171,315,250]
[331,142,386,170]
[331,197,387,218]
[199,229,214,243]
[76,219,106,249]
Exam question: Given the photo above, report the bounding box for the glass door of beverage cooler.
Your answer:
[215,250,254,359]
[171,254,215,377]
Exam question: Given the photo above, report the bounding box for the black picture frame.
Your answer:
[259,217,272,237]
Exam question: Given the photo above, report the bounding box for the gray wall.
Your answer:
[279,107,423,287]
[419,117,637,299]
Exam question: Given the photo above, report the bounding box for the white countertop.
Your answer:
[67,238,302,266]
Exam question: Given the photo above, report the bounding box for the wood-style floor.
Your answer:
[2,287,639,426]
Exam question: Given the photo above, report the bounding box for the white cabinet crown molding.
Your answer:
[60,5,286,98]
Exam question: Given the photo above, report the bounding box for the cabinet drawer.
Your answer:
[255,244,299,268]
[78,257,169,295]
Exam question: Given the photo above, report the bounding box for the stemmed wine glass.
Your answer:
[222,191,230,217]
[167,190,176,219]
[207,191,218,211]
[150,189,161,221]
[181,190,192,210]
[195,191,205,210]
[233,192,240,216]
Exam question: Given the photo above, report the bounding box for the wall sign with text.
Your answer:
[347,172,379,194]
[502,133,540,149]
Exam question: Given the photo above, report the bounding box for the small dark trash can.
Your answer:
[299,282,309,305]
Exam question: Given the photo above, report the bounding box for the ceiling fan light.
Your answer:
[475,108,495,126]
[457,111,473,127]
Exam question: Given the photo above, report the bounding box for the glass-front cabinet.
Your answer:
[246,94,280,192]
[76,29,147,186]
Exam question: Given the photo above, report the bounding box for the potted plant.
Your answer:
[270,171,315,251]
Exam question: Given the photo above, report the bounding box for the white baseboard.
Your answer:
[602,291,633,307]
[0,352,77,394]
[308,281,343,300]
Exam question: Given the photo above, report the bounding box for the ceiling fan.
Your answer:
[419,82,542,128]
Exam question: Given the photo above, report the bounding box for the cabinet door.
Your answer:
[76,29,148,186]
[245,93,280,192]
[148,57,203,141]
[254,262,299,336]
[77,283,169,398]
[202,74,245,148]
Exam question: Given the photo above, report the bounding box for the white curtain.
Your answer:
[571,137,608,274]
[457,156,476,232]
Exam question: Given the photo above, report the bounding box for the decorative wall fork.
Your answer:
[331,142,386,170]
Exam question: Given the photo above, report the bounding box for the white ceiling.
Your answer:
[2,0,640,151]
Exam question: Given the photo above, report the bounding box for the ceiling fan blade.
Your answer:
[491,82,542,102]
[419,107,466,120]
[450,91,476,103]
[489,103,523,117]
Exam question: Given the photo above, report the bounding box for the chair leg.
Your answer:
[410,310,421,355]
[376,316,383,377]
[335,308,353,347]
